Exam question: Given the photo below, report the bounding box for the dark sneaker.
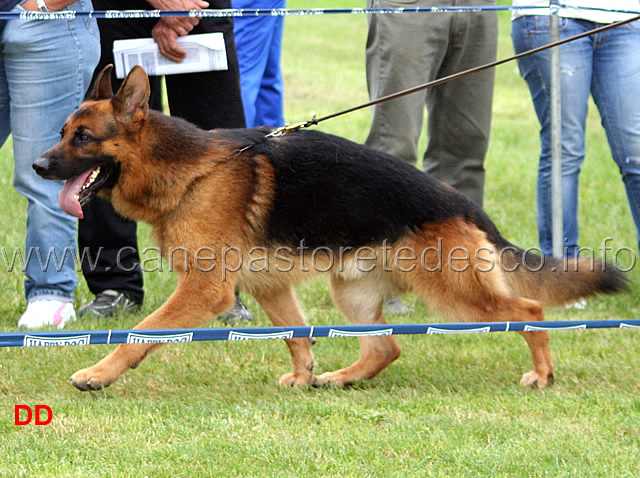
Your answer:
[383,297,414,316]
[78,290,141,318]
[218,293,253,325]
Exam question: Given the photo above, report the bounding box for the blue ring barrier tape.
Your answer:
[2,319,639,348]
[0,7,547,21]
[4,5,640,21]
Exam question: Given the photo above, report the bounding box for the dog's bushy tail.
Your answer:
[500,246,629,307]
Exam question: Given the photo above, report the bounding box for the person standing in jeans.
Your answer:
[0,0,100,328]
[232,0,286,128]
[511,1,640,258]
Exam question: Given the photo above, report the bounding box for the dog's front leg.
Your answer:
[253,287,315,387]
[71,278,236,391]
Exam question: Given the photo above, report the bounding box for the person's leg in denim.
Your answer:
[513,16,640,256]
[233,0,285,128]
[590,20,640,252]
[1,1,99,326]
[512,16,593,257]
[253,13,285,128]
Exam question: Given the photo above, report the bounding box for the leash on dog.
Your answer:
[265,13,640,139]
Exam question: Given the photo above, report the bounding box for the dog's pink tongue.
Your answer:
[58,169,94,219]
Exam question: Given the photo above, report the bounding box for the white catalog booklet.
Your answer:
[113,32,228,79]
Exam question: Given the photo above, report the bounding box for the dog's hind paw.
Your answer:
[278,372,314,387]
[312,372,351,388]
[519,370,554,389]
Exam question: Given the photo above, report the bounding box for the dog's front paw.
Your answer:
[278,372,314,387]
[519,370,554,389]
[71,366,117,391]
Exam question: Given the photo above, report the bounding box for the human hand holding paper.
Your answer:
[148,0,210,62]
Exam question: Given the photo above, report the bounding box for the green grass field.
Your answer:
[2,2,640,476]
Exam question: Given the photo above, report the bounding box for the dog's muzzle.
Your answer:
[32,156,50,176]
[32,156,58,180]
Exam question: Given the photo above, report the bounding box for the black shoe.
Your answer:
[218,293,253,325]
[78,290,141,318]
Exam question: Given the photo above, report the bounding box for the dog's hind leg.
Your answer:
[313,274,402,387]
[467,296,554,388]
[253,286,315,387]
[397,225,555,389]
[70,278,237,391]
[413,266,554,388]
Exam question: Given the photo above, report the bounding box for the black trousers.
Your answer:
[78,0,246,304]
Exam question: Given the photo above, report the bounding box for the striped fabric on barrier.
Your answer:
[2,5,640,21]
[0,7,546,21]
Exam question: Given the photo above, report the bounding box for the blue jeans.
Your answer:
[0,1,100,302]
[232,0,285,128]
[512,16,640,256]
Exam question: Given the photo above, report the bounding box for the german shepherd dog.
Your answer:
[34,65,627,391]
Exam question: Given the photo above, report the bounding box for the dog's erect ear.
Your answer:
[86,65,115,101]
[112,65,150,127]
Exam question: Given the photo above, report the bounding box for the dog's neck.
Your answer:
[104,112,215,223]
[143,111,213,162]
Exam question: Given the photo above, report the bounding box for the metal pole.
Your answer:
[550,2,563,258]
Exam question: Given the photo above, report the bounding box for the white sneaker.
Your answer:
[565,298,588,310]
[18,300,76,329]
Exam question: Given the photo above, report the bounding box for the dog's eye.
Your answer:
[74,130,92,143]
